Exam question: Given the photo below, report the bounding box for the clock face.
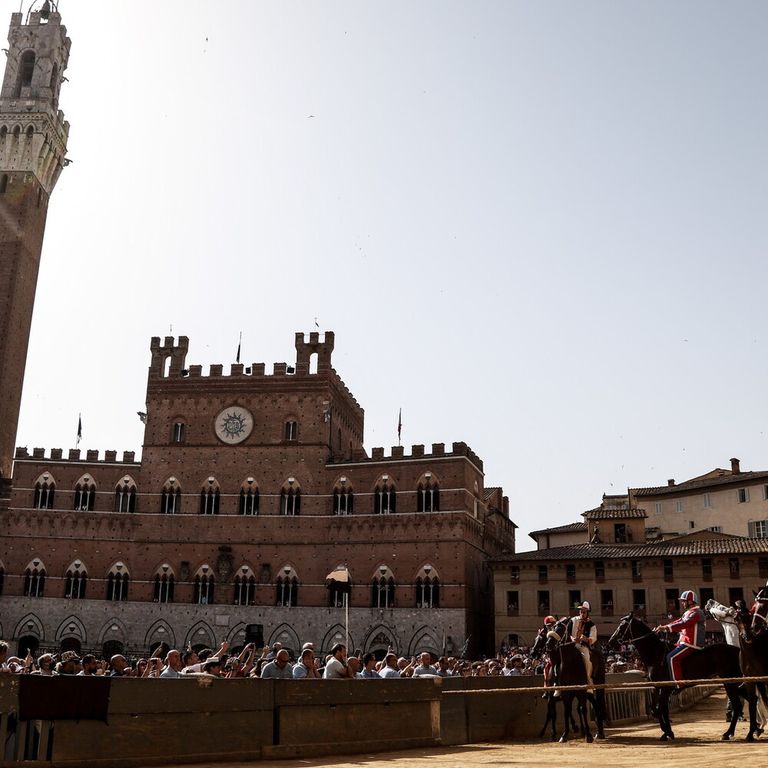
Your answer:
[214,406,253,444]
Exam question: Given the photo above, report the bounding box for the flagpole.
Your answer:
[345,592,349,650]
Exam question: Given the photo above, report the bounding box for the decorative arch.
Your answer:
[226,622,249,646]
[363,624,398,654]
[415,563,440,608]
[279,477,301,515]
[275,564,298,607]
[23,558,46,597]
[407,626,441,656]
[106,561,129,601]
[416,471,440,513]
[98,618,128,646]
[160,477,181,514]
[144,618,176,649]
[184,620,216,651]
[13,613,45,641]
[73,473,96,511]
[55,615,87,643]
[332,475,353,515]
[192,563,215,604]
[64,558,88,599]
[266,623,300,654]
[320,623,355,654]
[114,475,137,513]
[153,563,175,603]
[371,564,396,608]
[239,477,259,515]
[199,476,220,515]
[32,471,56,509]
[372,474,397,514]
[233,564,256,606]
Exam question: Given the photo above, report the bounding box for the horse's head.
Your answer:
[544,619,569,654]
[530,628,547,660]
[750,588,768,634]
[705,598,735,622]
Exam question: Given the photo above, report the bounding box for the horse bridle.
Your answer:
[613,616,658,646]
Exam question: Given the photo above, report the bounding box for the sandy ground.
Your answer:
[157,692,764,768]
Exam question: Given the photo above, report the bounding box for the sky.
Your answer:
[10,0,768,550]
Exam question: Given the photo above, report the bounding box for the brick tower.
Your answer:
[0,6,70,488]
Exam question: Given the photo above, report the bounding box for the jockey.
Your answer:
[565,601,597,686]
[542,615,557,687]
[654,590,706,684]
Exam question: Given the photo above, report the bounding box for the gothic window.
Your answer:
[160,478,180,514]
[328,582,349,608]
[239,479,259,515]
[371,566,395,608]
[16,50,35,96]
[73,475,96,511]
[172,422,185,444]
[276,565,299,607]
[373,477,396,514]
[32,473,55,509]
[64,560,87,599]
[0,174,7,194]
[106,562,129,601]
[50,62,58,96]
[332,480,353,515]
[153,565,174,603]
[193,565,215,604]
[284,420,298,441]
[23,560,46,597]
[199,479,220,515]
[280,481,301,515]
[233,566,256,606]
[114,476,137,513]
[415,564,440,608]
[416,475,439,513]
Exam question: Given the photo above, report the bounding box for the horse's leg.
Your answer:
[591,690,606,739]
[578,693,593,743]
[721,684,740,741]
[567,698,580,734]
[558,694,572,743]
[743,684,758,742]
[659,689,674,741]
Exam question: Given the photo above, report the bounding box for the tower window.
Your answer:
[280,485,300,515]
[239,485,259,515]
[16,51,35,96]
[332,485,353,515]
[33,477,55,509]
[73,478,96,511]
[0,174,7,194]
[284,421,297,441]
[199,482,220,515]
[172,422,185,443]
[160,481,181,514]
[417,479,439,512]
[374,481,396,514]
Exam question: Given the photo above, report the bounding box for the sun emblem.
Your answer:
[214,406,254,444]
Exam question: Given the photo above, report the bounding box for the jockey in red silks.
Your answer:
[654,590,706,684]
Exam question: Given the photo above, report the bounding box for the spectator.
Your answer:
[435,657,452,677]
[32,653,54,676]
[203,658,224,677]
[347,656,362,677]
[358,653,380,679]
[260,649,293,679]
[78,654,98,676]
[293,648,319,679]
[109,654,130,677]
[161,650,183,678]
[379,652,401,679]
[323,643,350,679]
[412,652,438,677]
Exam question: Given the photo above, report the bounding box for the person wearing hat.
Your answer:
[654,590,705,684]
[565,601,597,687]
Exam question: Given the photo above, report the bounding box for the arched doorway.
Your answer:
[149,641,169,657]
[60,637,81,654]
[102,640,125,659]
[17,635,39,657]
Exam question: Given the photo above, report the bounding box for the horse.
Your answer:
[608,612,756,741]
[706,598,766,736]
[530,627,580,740]
[543,619,606,743]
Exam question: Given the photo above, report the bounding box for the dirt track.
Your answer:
[162,692,764,768]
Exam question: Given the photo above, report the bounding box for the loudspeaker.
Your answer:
[245,623,264,647]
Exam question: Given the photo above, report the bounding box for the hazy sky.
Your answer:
[11,1,768,549]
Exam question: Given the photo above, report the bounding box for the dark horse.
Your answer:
[733,589,768,738]
[543,619,606,743]
[608,613,756,741]
[530,627,580,740]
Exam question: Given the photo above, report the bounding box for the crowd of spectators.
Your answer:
[0,638,645,680]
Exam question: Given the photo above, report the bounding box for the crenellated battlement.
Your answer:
[14,447,139,464]
[333,441,483,471]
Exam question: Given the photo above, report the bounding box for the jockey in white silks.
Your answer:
[564,601,597,688]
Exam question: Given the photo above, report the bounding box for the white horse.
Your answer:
[706,598,767,728]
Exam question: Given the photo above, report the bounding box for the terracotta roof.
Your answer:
[633,470,768,497]
[583,507,647,520]
[529,521,587,538]
[492,534,768,563]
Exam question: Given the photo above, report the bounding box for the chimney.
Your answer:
[730,457,740,474]
[667,479,675,487]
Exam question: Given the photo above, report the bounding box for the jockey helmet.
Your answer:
[544,615,556,625]
[679,590,697,603]
[580,601,591,611]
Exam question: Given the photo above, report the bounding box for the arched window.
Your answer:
[284,420,298,441]
[114,476,137,513]
[106,562,129,601]
[371,565,395,608]
[193,565,215,604]
[0,174,7,194]
[153,564,174,603]
[199,478,220,515]
[160,478,180,514]
[73,474,96,511]
[373,477,396,514]
[239,478,259,515]
[332,479,353,515]
[23,560,46,597]
[415,564,440,608]
[233,565,256,606]
[275,565,298,607]
[416,474,439,513]
[64,560,87,599]
[32,473,55,509]
[280,480,301,515]
[50,62,58,96]
[16,50,35,96]
[172,421,185,444]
